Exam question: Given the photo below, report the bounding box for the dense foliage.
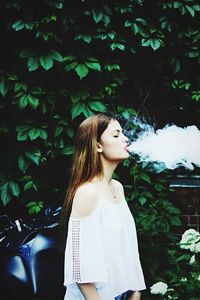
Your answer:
[0,0,199,298]
[150,229,200,300]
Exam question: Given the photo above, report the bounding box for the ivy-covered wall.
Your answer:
[0,0,200,297]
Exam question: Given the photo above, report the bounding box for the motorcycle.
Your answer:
[0,203,66,300]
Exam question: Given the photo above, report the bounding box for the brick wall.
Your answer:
[171,188,200,235]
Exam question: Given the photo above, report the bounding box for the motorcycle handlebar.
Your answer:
[0,209,61,246]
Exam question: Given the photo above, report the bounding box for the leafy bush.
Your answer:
[0,0,199,210]
[150,229,200,300]
[0,0,200,296]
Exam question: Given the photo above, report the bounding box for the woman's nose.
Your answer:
[122,134,129,142]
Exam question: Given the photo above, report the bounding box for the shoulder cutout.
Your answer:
[71,183,100,219]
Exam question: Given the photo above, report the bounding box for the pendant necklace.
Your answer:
[110,183,116,199]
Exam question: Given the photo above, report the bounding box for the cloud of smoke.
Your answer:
[126,120,200,171]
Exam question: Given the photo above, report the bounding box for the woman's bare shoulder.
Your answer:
[71,182,100,218]
[112,179,124,191]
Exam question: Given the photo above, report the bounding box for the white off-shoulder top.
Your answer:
[64,196,146,300]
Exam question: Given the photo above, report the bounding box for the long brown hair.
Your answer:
[59,113,116,250]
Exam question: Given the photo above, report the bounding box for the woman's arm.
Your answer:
[78,283,100,300]
[72,185,101,300]
[128,291,141,300]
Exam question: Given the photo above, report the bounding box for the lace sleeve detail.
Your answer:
[72,220,81,282]
[64,208,108,284]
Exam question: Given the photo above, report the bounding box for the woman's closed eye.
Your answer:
[112,129,122,138]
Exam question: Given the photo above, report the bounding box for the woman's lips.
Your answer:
[124,146,130,153]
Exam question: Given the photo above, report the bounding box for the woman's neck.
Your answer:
[94,160,119,185]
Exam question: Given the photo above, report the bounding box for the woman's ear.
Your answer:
[96,142,103,153]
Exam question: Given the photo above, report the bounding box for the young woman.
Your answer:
[60,113,146,300]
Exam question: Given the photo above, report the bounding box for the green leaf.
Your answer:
[104,64,120,71]
[1,182,10,205]
[92,10,103,23]
[65,62,78,71]
[25,150,41,165]
[174,2,182,9]
[75,64,89,79]
[24,181,36,191]
[24,181,33,191]
[82,35,92,43]
[85,62,101,71]
[176,254,191,262]
[180,5,187,15]
[28,57,39,71]
[155,183,164,191]
[18,155,29,173]
[66,128,74,138]
[14,82,28,93]
[88,101,107,112]
[124,20,132,27]
[70,90,90,102]
[133,23,140,35]
[55,2,63,9]
[54,126,63,137]
[71,102,85,119]
[35,206,41,213]
[139,196,147,205]
[9,181,20,197]
[26,201,44,215]
[18,94,28,109]
[107,32,116,40]
[26,201,37,208]
[150,39,161,51]
[110,43,125,51]
[39,129,48,140]
[123,159,131,167]
[174,59,181,73]
[194,4,200,12]
[39,55,53,70]
[28,128,41,140]
[51,50,63,62]
[36,31,50,41]
[31,86,45,95]
[135,18,147,25]
[140,173,151,183]
[12,20,24,31]
[24,22,34,30]
[103,14,110,27]
[142,191,154,199]
[17,130,28,141]
[141,39,151,47]
[63,55,76,62]
[185,6,195,17]
[83,105,93,117]
[171,216,181,226]
[27,128,47,140]
[0,79,8,97]
[60,146,74,155]
[28,95,39,109]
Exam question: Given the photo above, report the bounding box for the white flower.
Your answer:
[180,229,200,253]
[189,255,196,264]
[150,281,168,295]
[195,241,200,253]
[180,277,187,282]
